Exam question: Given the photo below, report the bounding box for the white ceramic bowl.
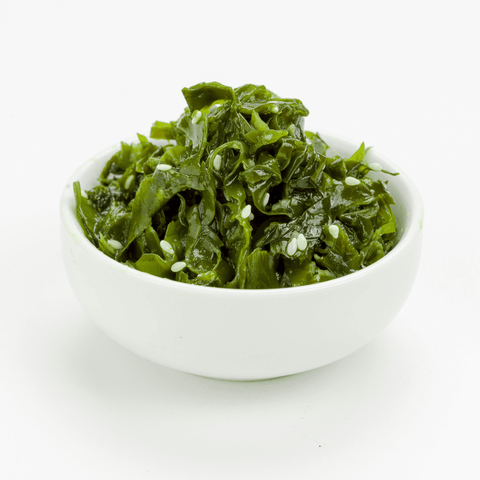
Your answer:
[60,132,423,381]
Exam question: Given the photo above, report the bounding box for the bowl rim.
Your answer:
[60,130,423,297]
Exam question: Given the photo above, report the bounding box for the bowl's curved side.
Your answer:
[61,222,422,380]
[60,132,423,380]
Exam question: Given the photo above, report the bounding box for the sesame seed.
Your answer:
[272,106,279,113]
[156,163,172,171]
[213,154,222,171]
[287,237,298,256]
[263,193,270,207]
[241,204,251,219]
[107,239,123,250]
[124,174,135,190]
[171,261,186,273]
[345,176,361,186]
[160,240,175,255]
[297,233,307,251]
[369,162,382,171]
[81,190,88,198]
[248,213,254,221]
[288,124,296,136]
[264,133,273,141]
[329,225,339,239]
[192,110,202,124]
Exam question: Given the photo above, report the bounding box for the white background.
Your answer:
[1,0,479,478]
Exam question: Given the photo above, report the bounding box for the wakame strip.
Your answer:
[74,82,398,289]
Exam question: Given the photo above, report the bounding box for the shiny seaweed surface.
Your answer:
[74,82,398,288]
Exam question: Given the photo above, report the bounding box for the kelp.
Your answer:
[74,82,398,289]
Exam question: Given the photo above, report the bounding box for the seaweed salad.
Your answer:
[74,82,398,289]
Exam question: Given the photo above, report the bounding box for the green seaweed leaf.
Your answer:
[74,81,399,288]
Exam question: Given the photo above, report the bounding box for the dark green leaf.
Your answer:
[74,82,399,288]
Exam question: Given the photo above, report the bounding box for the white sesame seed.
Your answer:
[107,239,123,250]
[329,225,339,239]
[248,213,254,221]
[264,133,273,141]
[288,124,296,136]
[297,233,307,251]
[156,163,172,171]
[81,190,88,198]
[241,204,251,219]
[263,193,270,207]
[192,110,201,124]
[272,106,279,113]
[171,261,186,273]
[160,240,175,255]
[213,154,222,171]
[345,176,361,186]
[287,237,298,256]
[369,162,382,171]
[124,174,135,190]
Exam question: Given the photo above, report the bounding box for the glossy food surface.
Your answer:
[74,82,398,288]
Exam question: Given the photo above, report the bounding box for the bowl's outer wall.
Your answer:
[60,133,423,380]
[61,226,422,380]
